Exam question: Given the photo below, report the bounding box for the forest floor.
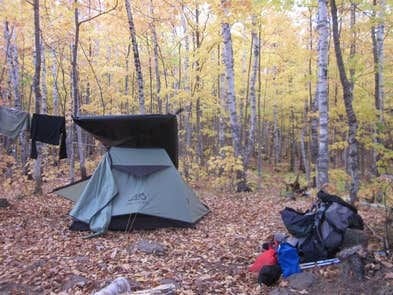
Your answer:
[0,173,392,294]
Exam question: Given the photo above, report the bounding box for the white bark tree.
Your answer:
[41,40,48,114]
[125,0,145,114]
[316,0,330,189]
[221,1,241,158]
[221,0,249,191]
[371,0,385,176]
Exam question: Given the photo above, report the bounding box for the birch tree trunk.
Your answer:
[180,7,192,177]
[33,0,42,194]
[125,0,145,114]
[316,0,330,189]
[221,5,241,158]
[244,18,259,168]
[221,0,248,191]
[371,0,385,176]
[330,0,359,203]
[41,40,48,114]
[309,6,318,167]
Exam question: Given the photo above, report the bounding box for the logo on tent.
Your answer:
[128,192,148,202]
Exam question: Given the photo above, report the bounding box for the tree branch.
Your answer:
[80,43,105,114]
[78,0,118,26]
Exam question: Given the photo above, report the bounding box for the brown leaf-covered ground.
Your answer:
[0,177,391,294]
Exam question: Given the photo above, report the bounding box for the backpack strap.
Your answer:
[317,190,358,213]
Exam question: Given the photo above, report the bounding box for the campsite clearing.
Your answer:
[0,182,391,294]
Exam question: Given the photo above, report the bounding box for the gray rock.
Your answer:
[287,272,318,290]
[62,274,89,291]
[130,240,166,255]
[342,228,368,248]
[160,278,180,289]
[270,287,293,295]
[0,198,10,208]
[338,252,365,281]
[337,245,363,259]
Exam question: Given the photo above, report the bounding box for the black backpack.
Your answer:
[280,190,364,262]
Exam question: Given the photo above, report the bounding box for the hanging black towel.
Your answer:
[30,114,67,159]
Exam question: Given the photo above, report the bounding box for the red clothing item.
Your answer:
[249,249,278,273]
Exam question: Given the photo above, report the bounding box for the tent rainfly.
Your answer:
[53,115,209,234]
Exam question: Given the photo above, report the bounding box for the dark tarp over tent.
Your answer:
[53,115,209,234]
[73,114,178,168]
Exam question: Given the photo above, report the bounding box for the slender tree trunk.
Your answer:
[4,22,28,169]
[273,106,281,167]
[146,37,153,112]
[244,18,259,168]
[51,49,59,115]
[306,7,314,182]
[221,0,247,191]
[239,47,248,146]
[125,41,131,112]
[72,1,87,180]
[256,24,263,178]
[309,7,318,168]
[41,40,48,114]
[217,45,225,153]
[150,0,161,113]
[194,6,204,166]
[33,0,42,194]
[301,100,311,186]
[221,15,240,157]
[371,0,385,176]
[180,6,192,177]
[316,0,330,189]
[289,109,296,173]
[331,0,359,203]
[125,0,145,114]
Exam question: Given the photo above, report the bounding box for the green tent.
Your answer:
[54,147,209,234]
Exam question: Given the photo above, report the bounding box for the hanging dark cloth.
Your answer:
[30,114,67,159]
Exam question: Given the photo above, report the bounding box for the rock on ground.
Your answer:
[287,272,318,290]
[342,228,368,248]
[62,274,90,291]
[0,198,10,208]
[269,287,294,295]
[130,240,166,255]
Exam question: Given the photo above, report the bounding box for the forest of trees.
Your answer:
[0,0,392,202]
